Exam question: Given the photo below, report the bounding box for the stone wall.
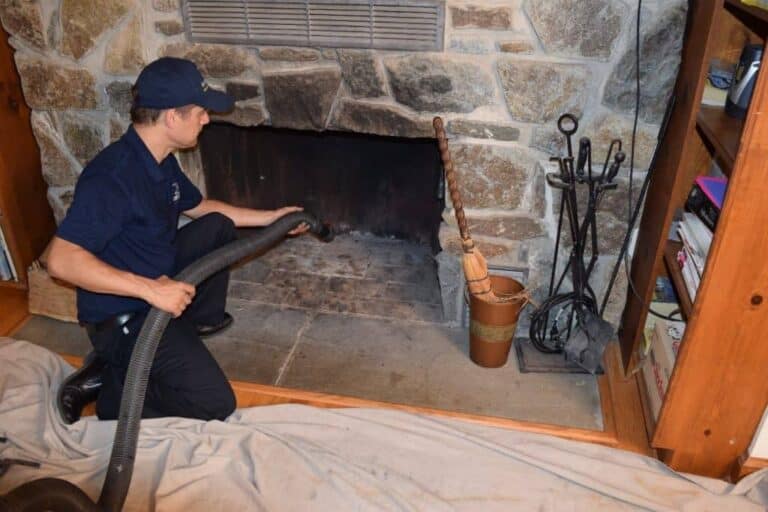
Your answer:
[0,0,686,326]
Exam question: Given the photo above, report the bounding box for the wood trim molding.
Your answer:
[58,351,649,451]
[598,343,654,456]
[230,378,618,446]
[731,453,768,482]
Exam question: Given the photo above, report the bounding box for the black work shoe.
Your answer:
[196,312,234,338]
[57,352,105,424]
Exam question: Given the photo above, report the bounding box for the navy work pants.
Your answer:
[88,213,237,421]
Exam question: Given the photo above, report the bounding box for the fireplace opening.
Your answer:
[197,124,448,323]
[198,124,445,250]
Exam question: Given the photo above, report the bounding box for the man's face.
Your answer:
[169,105,210,148]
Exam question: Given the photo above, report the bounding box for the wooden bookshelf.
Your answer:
[696,106,744,175]
[662,240,694,320]
[620,0,768,478]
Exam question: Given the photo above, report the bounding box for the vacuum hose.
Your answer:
[0,212,333,512]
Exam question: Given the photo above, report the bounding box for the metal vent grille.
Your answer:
[182,0,444,51]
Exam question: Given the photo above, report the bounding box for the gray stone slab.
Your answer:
[282,314,601,429]
[284,288,326,309]
[229,281,290,304]
[365,264,438,286]
[297,313,441,350]
[263,269,329,292]
[204,336,290,384]
[348,298,444,323]
[328,276,386,298]
[383,282,442,304]
[14,316,91,356]
[230,258,270,283]
[310,254,369,277]
[226,299,311,350]
[285,342,433,405]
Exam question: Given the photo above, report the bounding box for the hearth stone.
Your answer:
[230,232,445,324]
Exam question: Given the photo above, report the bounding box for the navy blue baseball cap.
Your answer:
[132,57,234,112]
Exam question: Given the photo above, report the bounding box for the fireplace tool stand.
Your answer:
[528,113,624,374]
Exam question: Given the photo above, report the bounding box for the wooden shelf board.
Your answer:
[662,240,694,320]
[0,279,26,290]
[725,0,768,26]
[637,362,658,444]
[696,105,744,176]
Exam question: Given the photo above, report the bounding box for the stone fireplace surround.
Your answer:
[0,0,685,327]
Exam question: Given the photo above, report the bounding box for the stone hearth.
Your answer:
[231,233,444,323]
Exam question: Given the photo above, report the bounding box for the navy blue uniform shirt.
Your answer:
[57,125,203,323]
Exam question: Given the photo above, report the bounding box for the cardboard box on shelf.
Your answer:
[651,318,685,383]
[641,318,685,422]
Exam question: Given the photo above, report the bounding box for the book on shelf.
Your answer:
[682,212,713,254]
[676,249,700,301]
[0,224,18,281]
[652,318,685,379]
[742,0,768,11]
[653,276,679,304]
[702,80,728,107]
[677,231,705,277]
[674,212,714,300]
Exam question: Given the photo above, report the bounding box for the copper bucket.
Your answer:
[468,275,527,368]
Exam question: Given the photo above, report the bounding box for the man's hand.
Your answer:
[143,276,196,318]
[184,200,312,234]
[272,206,310,235]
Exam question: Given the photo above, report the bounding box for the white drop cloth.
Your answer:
[0,338,766,511]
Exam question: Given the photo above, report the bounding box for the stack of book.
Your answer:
[676,212,713,302]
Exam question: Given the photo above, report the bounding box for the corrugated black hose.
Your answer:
[0,212,333,512]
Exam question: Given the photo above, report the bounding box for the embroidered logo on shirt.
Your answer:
[171,182,181,203]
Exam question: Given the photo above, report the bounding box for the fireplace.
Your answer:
[197,124,447,322]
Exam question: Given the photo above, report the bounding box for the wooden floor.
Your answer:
[0,287,28,335]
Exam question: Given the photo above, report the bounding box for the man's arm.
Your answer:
[183,199,308,233]
[44,236,195,318]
